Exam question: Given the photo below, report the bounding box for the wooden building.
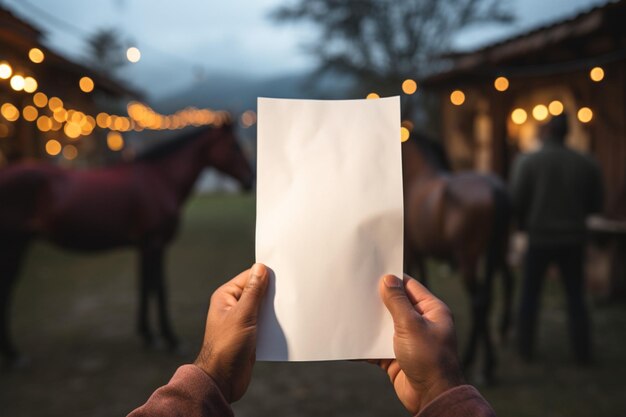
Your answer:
[423,0,626,221]
[0,6,138,166]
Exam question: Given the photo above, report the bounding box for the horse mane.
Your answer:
[135,125,222,161]
[409,132,451,172]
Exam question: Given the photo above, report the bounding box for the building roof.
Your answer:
[424,0,626,85]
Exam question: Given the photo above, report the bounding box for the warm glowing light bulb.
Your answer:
[494,76,509,92]
[45,139,62,156]
[589,67,604,82]
[548,100,564,116]
[107,131,124,151]
[366,92,379,99]
[402,79,418,95]
[29,48,45,64]
[23,76,38,93]
[400,126,410,142]
[450,90,465,106]
[0,62,12,79]
[10,75,25,91]
[577,107,593,123]
[126,47,141,63]
[1,103,20,122]
[511,108,527,125]
[79,76,94,93]
[33,92,48,108]
[22,105,38,122]
[532,104,549,121]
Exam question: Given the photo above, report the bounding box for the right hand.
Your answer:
[375,274,464,415]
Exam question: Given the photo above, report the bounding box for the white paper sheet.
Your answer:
[255,97,403,361]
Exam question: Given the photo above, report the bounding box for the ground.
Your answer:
[1,194,625,417]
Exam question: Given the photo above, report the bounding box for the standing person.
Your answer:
[510,114,603,363]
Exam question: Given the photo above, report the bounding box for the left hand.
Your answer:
[194,263,269,403]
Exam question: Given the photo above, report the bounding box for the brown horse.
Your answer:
[0,123,253,364]
[403,133,512,383]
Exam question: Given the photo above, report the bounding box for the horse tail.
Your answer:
[485,179,514,342]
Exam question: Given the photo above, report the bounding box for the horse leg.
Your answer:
[499,263,514,343]
[481,253,497,384]
[153,246,179,350]
[138,246,157,347]
[0,236,29,365]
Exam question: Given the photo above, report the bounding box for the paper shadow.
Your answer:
[257,267,289,360]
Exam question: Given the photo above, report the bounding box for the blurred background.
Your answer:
[0,0,625,416]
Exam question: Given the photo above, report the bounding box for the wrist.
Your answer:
[415,369,465,413]
[194,350,233,403]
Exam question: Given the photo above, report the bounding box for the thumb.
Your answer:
[236,263,269,322]
[379,275,421,328]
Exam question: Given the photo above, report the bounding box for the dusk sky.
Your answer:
[4,0,609,99]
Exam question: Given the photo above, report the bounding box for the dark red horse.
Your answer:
[0,123,253,364]
[403,133,512,384]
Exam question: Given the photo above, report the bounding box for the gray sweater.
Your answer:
[510,139,603,245]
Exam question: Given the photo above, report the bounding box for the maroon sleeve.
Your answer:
[127,365,233,417]
[416,385,496,417]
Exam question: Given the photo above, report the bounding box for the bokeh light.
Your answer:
[366,92,379,99]
[548,100,564,116]
[107,131,124,151]
[400,126,410,142]
[494,76,509,92]
[511,108,528,125]
[1,103,20,122]
[22,105,38,122]
[450,90,465,106]
[589,67,604,82]
[127,47,141,63]
[45,139,62,156]
[48,97,63,111]
[402,79,418,95]
[37,115,52,132]
[29,48,45,64]
[79,76,95,93]
[33,92,48,108]
[532,104,549,121]
[10,75,25,91]
[62,144,78,160]
[23,76,38,93]
[577,107,593,123]
[0,62,12,79]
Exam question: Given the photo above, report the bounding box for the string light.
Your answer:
[511,108,527,125]
[402,79,418,95]
[45,139,62,155]
[450,90,465,106]
[28,48,45,64]
[62,144,78,160]
[366,92,379,99]
[107,131,124,151]
[23,76,38,93]
[400,127,410,142]
[548,100,564,116]
[494,76,509,92]
[10,74,25,91]
[577,107,593,123]
[1,103,20,122]
[37,115,52,132]
[33,92,48,108]
[79,76,94,93]
[532,104,548,121]
[126,47,141,63]
[22,105,38,122]
[589,67,604,82]
[0,62,12,79]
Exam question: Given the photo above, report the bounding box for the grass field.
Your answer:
[1,194,625,416]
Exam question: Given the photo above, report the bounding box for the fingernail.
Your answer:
[384,275,402,288]
[250,263,264,283]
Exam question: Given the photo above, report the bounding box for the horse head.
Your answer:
[200,118,254,191]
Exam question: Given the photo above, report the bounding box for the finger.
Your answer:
[379,275,422,328]
[236,263,269,321]
[403,276,450,319]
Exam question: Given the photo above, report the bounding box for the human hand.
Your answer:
[194,263,269,403]
[374,274,464,415]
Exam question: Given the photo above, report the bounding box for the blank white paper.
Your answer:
[255,97,403,361]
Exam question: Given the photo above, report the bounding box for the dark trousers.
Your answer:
[518,243,591,362]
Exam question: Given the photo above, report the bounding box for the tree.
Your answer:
[85,28,127,76]
[272,0,513,95]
